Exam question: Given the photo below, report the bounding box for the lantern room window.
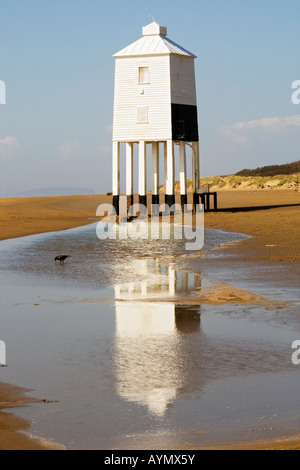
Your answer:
[138,66,150,84]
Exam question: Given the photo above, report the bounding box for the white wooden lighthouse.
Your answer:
[112,21,199,213]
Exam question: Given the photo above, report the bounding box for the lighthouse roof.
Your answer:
[114,22,196,58]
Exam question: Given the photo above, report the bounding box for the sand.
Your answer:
[0,194,109,242]
[0,189,299,450]
[204,189,300,264]
[0,382,64,450]
[1,191,299,264]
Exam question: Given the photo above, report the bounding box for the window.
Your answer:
[137,106,148,123]
[175,120,186,139]
[138,66,149,84]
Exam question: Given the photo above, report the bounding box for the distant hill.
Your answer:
[236,160,300,177]
[17,187,95,197]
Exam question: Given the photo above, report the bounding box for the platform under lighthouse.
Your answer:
[112,21,199,214]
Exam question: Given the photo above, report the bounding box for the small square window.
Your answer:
[137,106,148,123]
[138,66,149,84]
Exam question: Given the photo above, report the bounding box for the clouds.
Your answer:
[0,136,19,160]
[218,115,300,156]
[199,114,300,176]
[224,115,300,132]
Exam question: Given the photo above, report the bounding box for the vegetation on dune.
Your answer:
[159,173,300,192]
[198,173,300,190]
[236,160,300,177]
[158,161,300,191]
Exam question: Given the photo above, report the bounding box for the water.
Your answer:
[0,223,299,449]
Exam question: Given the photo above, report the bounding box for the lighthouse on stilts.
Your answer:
[112,21,199,215]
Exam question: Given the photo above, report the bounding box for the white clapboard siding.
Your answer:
[170,55,197,106]
[113,55,172,142]
[112,22,197,143]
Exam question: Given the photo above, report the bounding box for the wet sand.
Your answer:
[204,189,300,264]
[0,189,300,450]
[0,382,64,450]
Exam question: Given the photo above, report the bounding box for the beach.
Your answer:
[0,189,300,450]
[2,190,300,264]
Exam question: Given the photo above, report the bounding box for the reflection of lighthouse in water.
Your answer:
[113,260,201,416]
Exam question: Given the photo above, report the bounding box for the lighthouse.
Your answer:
[112,21,199,214]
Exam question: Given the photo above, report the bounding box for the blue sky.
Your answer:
[0,0,299,196]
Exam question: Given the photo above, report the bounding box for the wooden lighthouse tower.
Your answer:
[112,21,199,213]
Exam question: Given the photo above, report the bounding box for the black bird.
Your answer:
[55,255,71,264]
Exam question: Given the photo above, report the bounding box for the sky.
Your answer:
[0,0,299,196]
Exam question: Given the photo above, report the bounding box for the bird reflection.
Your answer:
[113,260,201,416]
